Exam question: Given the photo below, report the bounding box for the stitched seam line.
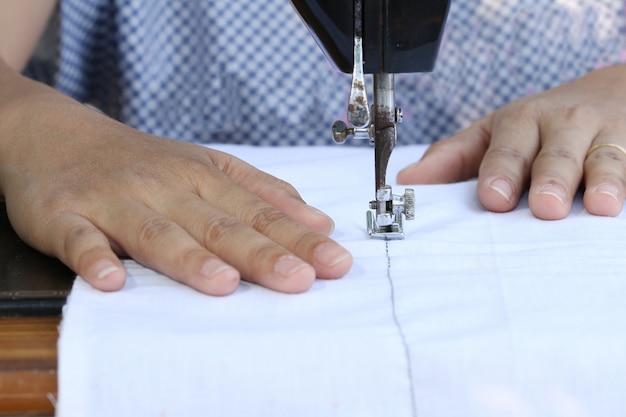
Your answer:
[386,240,417,417]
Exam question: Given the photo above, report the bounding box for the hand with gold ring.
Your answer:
[397,64,626,219]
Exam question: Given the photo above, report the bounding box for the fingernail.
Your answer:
[314,243,351,268]
[275,255,310,277]
[591,182,620,203]
[488,178,513,203]
[536,183,566,205]
[94,260,121,280]
[200,259,237,280]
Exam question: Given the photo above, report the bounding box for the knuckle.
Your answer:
[533,147,583,185]
[136,216,175,244]
[293,231,326,255]
[537,145,579,166]
[35,187,82,214]
[498,100,538,126]
[486,145,531,170]
[586,148,626,164]
[210,150,235,173]
[248,242,281,265]
[257,182,302,205]
[269,178,300,198]
[559,103,596,123]
[60,223,104,268]
[126,165,177,191]
[180,158,218,182]
[203,215,243,243]
[61,223,93,254]
[248,204,290,232]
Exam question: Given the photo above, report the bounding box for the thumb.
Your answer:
[397,115,493,184]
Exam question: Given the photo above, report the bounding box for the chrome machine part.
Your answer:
[347,0,370,129]
[366,73,414,239]
[330,1,415,240]
[290,0,449,239]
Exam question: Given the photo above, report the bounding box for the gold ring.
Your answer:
[586,143,626,159]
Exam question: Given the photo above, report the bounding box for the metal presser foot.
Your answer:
[367,186,415,239]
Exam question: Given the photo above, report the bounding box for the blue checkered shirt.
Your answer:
[50,0,626,146]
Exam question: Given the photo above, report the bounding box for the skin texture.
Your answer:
[2,2,625,296]
[397,64,626,220]
[0,60,352,295]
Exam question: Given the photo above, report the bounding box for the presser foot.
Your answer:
[367,186,415,240]
[367,211,406,239]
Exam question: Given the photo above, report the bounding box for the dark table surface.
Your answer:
[0,206,73,415]
[0,203,74,317]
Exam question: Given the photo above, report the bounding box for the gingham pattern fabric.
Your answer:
[53,0,626,146]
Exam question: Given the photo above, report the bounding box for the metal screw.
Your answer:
[395,107,403,123]
[332,120,353,144]
[403,189,415,220]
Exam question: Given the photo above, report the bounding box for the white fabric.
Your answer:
[57,145,626,417]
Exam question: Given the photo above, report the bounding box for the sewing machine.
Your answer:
[290,0,449,239]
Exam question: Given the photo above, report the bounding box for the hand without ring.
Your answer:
[585,143,626,160]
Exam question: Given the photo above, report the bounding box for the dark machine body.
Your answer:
[290,0,448,74]
[291,0,450,239]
